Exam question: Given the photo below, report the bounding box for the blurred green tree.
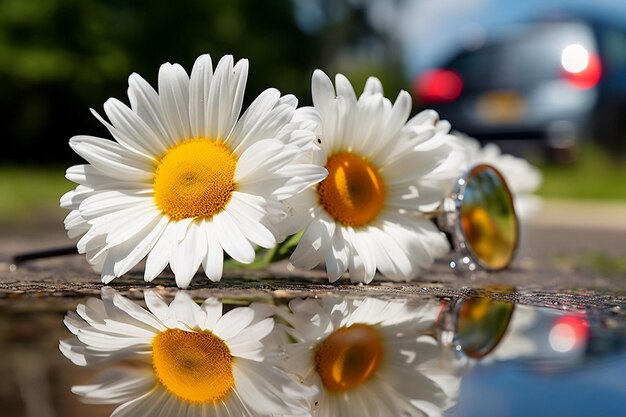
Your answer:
[0,0,406,164]
[0,0,322,163]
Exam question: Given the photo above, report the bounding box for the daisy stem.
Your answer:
[11,245,77,265]
[266,230,304,264]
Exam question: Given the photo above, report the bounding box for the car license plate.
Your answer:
[476,91,526,124]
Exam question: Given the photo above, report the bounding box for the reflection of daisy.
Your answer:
[61,54,326,288]
[60,290,316,416]
[455,133,543,220]
[289,71,456,283]
[275,297,459,417]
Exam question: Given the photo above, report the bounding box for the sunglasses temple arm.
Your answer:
[12,245,79,265]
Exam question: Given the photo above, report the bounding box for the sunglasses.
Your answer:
[12,164,519,274]
[435,163,519,272]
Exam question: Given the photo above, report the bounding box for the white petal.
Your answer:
[213,209,255,264]
[369,226,417,281]
[199,297,223,330]
[227,318,274,360]
[66,164,116,187]
[232,101,296,157]
[127,72,175,147]
[102,98,168,156]
[212,306,255,341]
[271,164,328,199]
[104,204,161,247]
[335,73,357,108]
[322,228,349,282]
[290,211,335,270]
[233,360,314,416]
[189,54,213,138]
[113,215,169,277]
[112,293,165,331]
[311,69,336,118]
[225,195,276,249]
[227,88,282,151]
[70,135,155,181]
[144,221,176,281]
[234,139,299,182]
[169,291,201,328]
[348,228,377,283]
[205,56,249,140]
[80,191,152,221]
[170,221,207,289]
[71,369,154,405]
[363,76,384,96]
[144,291,172,326]
[201,220,224,282]
[158,63,191,142]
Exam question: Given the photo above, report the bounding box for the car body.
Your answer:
[414,20,626,161]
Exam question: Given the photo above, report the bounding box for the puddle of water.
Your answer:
[0,288,625,417]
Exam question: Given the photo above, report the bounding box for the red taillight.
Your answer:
[414,69,463,103]
[561,44,602,89]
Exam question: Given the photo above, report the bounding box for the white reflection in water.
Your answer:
[59,290,463,417]
[273,297,460,417]
[58,290,617,417]
[59,289,316,417]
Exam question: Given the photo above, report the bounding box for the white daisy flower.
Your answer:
[274,297,460,417]
[455,133,543,220]
[60,54,327,288]
[59,290,317,417]
[288,70,457,283]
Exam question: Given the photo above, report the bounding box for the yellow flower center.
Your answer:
[153,139,236,221]
[314,323,384,392]
[317,152,385,227]
[152,328,234,404]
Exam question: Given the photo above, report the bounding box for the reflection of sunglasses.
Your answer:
[435,164,519,272]
[436,294,516,359]
[13,163,519,275]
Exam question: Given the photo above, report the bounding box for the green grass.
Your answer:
[555,252,626,277]
[538,145,626,200]
[0,166,72,220]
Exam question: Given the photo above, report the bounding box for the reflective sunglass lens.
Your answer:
[460,165,517,270]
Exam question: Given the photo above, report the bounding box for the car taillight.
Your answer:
[414,69,463,103]
[561,44,602,89]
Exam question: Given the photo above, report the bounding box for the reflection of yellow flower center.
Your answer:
[153,139,236,220]
[152,328,234,403]
[317,152,385,227]
[314,323,384,392]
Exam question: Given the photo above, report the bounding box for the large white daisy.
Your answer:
[288,70,457,283]
[60,290,317,417]
[61,54,327,288]
[274,297,460,417]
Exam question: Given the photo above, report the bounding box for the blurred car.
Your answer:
[413,20,626,161]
